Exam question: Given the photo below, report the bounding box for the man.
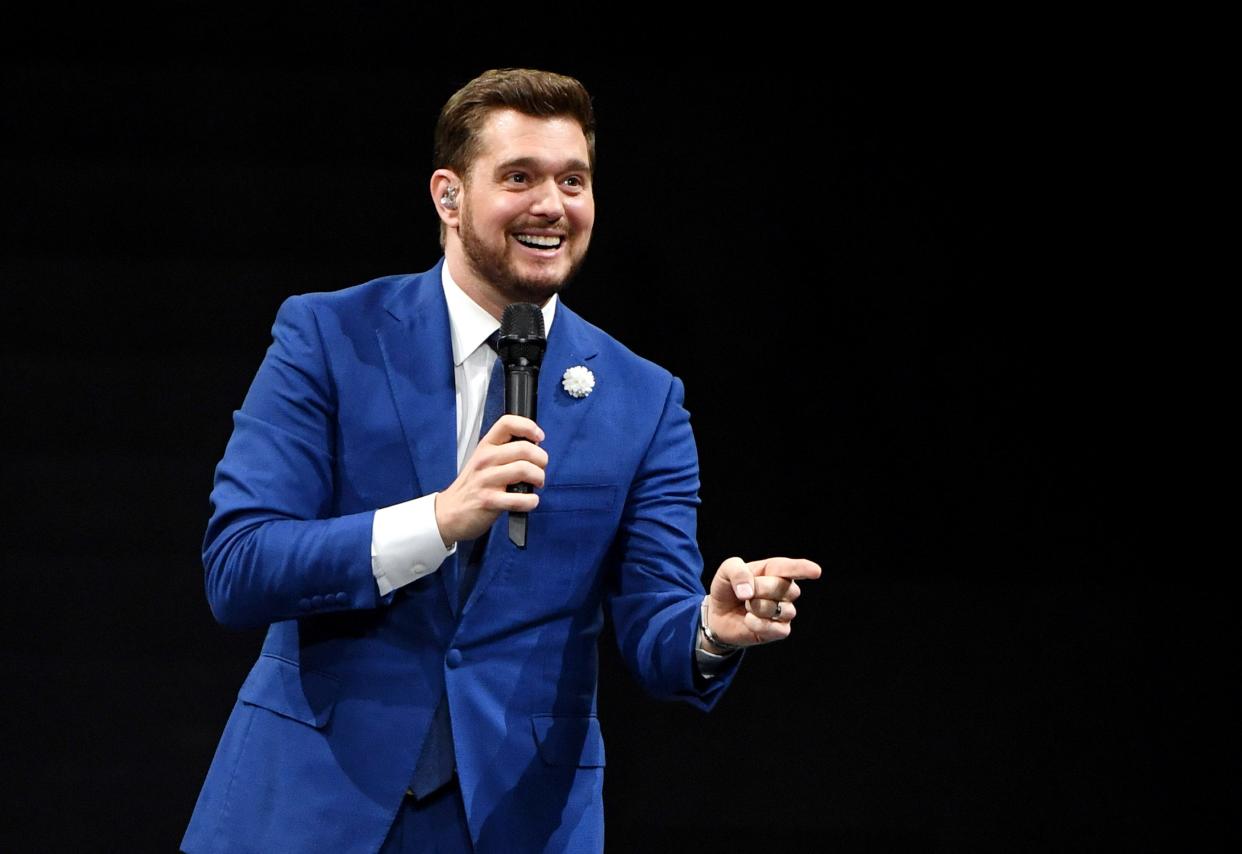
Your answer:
[182,68,819,854]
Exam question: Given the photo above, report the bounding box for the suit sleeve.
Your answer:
[604,375,742,711]
[201,295,386,630]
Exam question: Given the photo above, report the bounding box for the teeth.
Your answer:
[515,234,562,248]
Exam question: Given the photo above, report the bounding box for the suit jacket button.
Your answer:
[335,592,348,604]
[298,598,311,611]
[311,595,324,608]
[446,649,463,668]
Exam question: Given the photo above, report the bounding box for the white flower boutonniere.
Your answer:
[561,365,595,399]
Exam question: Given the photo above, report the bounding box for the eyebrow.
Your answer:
[494,156,591,176]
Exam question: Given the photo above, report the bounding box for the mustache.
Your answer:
[510,220,571,232]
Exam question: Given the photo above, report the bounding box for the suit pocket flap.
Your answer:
[238,654,339,729]
[536,484,616,513]
[531,714,606,767]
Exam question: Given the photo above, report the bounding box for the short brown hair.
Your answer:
[434,68,596,245]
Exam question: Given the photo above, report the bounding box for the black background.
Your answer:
[1,9,1224,853]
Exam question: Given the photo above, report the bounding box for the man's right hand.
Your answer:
[434,414,548,548]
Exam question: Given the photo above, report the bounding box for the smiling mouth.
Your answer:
[513,234,564,251]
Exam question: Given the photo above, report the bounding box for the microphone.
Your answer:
[498,303,547,548]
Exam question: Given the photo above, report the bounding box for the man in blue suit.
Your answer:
[182,68,819,853]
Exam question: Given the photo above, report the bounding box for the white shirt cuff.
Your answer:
[371,493,456,596]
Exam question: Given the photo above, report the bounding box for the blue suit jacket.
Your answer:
[181,260,741,853]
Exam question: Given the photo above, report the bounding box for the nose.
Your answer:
[528,178,565,221]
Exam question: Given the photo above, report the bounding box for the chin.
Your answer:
[503,263,583,302]
[500,278,563,305]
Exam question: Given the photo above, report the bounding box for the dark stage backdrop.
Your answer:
[0,18,1217,853]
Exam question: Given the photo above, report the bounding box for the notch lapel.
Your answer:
[460,303,602,616]
[533,304,602,489]
[374,261,463,616]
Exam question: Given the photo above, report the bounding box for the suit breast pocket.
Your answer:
[489,484,620,610]
[536,484,617,513]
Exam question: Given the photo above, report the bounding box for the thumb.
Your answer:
[713,556,755,601]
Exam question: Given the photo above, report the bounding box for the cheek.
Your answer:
[568,201,595,234]
[474,198,522,232]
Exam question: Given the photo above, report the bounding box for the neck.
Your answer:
[442,250,501,320]
[444,245,552,321]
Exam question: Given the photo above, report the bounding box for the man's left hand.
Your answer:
[704,556,822,649]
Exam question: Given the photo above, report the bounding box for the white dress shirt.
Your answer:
[369,263,557,596]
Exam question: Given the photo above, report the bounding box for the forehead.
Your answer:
[472,108,590,172]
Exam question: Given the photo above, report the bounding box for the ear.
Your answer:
[431,169,463,227]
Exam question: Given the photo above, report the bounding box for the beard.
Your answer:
[458,208,590,305]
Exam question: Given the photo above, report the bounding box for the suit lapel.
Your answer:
[533,302,601,489]
[462,302,602,616]
[374,260,464,615]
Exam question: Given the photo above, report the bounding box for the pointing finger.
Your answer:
[751,557,822,581]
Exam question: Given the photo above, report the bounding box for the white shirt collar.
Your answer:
[440,260,558,367]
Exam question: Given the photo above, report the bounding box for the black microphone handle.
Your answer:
[504,363,539,548]
[504,365,539,424]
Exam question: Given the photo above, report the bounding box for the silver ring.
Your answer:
[772,602,783,621]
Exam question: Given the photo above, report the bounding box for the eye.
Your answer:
[505,172,528,184]
[562,175,587,189]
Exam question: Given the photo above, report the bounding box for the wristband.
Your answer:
[699,595,743,654]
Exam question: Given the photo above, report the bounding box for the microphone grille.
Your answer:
[500,303,546,341]
[499,302,547,367]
